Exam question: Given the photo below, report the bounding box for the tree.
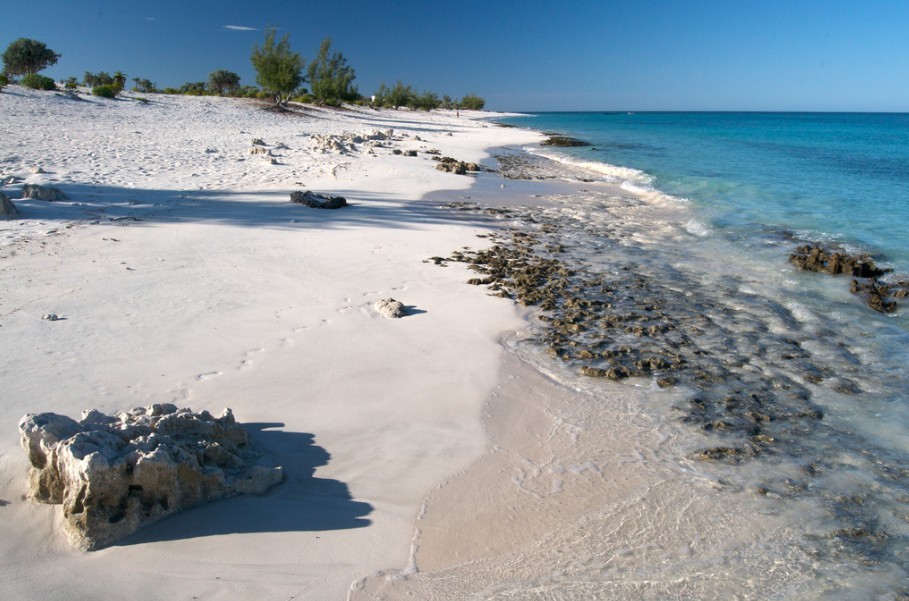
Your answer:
[307,37,357,106]
[250,28,304,106]
[179,81,207,95]
[2,38,60,76]
[208,69,241,95]
[112,71,127,93]
[132,78,156,93]
[459,93,486,110]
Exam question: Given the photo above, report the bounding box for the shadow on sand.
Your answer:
[7,180,504,233]
[115,423,372,546]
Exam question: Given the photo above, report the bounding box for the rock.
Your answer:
[392,149,402,155]
[31,166,47,174]
[789,244,887,278]
[19,405,283,551]
[22,185,68,202]
[434,156,481,175]
[1,191,19,218]
[375,298,406,319]
[249,146,270,155]
[541,135,590,147]
[403,150,418,157]
[290,190,348,209]
[251,138,266,146]
[42,313,61,321]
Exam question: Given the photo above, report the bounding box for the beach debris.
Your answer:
[22,184,68,202]
[290,190,348,209]
[19,405,284,551]
[0,191,19,218]
[42,313,61,321]
[434,156,482,175]
[375,298,406,319]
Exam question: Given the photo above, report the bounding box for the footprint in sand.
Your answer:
[239,347,265,369]
[195,371,222,381]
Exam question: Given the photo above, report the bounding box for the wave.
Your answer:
[528,147,653,186]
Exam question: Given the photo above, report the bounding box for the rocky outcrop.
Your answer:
[790,244,906,313]
[290,190,348,209]
[1,190,19,218]
[540,135,589,147]
[19,404,283,551]
[375,298,406,318]
[433,156,481,175]
[789,244,887,278]
[22,184,68,201]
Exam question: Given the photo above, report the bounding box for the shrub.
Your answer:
[132,78,156,93]
[21,73,56,90]
[92,84,117,98]
[251,28,305,106]
[179,81,207,95]
[2,38,60,76]
[307,37,358,107]
[63,76,78,91]
[459,93,486,110]
[0,73,9,90]
[410,90,441,111]
[208,69,241,95]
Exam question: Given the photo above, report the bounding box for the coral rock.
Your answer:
[19,405,283,550]
[0,191,19,218]
[22,184,68,202]
[375,298,406,319]
[290,190,347,209]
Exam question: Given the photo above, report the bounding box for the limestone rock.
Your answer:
[290,190,347,209]
[19,405,283,550]
[434,156,481,175]
[22,184,68,202]
[249,146,270,155]
[0,191,19,218]
[375,298,406,319]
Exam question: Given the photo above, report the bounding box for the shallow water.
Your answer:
[352,136,909,598]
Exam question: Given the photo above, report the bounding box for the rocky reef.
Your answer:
[19,404,283,550]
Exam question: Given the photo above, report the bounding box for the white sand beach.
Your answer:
[0,88,543,599]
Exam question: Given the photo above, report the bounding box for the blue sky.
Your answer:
[3,0,908,112]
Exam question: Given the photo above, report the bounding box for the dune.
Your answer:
[0,87,541,600]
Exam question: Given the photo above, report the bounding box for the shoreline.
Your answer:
[0,88,545,600]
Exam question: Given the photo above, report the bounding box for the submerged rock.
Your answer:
[789,244,886,278]
[540,135,590,147]
[290,190,348,209]
[19,405,283,550]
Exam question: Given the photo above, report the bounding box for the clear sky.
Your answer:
[3,0,908,112]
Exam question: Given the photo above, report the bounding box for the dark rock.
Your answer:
[541,135,590,147]
[0,191,19,218]
[290,190,348,209]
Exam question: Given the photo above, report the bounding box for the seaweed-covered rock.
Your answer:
[540,135,589,147]
[290,190,348,209]
[19,405,283,550]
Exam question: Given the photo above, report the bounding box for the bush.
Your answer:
[459,93,486,110]
[132,78,156,93]
[63,76,78,91]
[21,73,56,90]
[251,28,304,105]
[208,69,241,95]
[92,84,117,98]
[0,73,8,90]
[2,38,60,76]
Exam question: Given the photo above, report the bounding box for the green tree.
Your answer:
[0,73,8,91]
[179,81,207,95]
[375,80,414,109]
[208,69,241,95]
[307,37,358,107]
[132,78,156,93]
[459,93,486,110]
[112,71,127,93]
[63,76,78,90]
[2,38,61,76]
[250,28,304,106]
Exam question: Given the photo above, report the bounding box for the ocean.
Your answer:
[356,113,909,598]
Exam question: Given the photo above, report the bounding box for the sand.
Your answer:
[0,87,542,600]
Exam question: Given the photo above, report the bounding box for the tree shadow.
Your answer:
[114,423,372,546]
[7,180,505,233]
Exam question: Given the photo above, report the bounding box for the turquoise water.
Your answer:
[500,112,909,272]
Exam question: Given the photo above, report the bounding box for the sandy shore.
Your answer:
[0,88,541,599]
